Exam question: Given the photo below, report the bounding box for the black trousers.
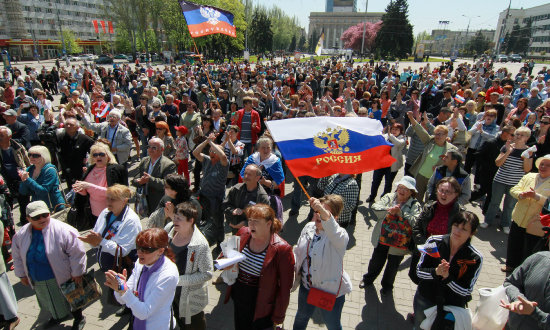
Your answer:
[464,148,477,174]
[506,221,544,270]
[408,251,421,285]
[370,167,397,199]
[363,244,404,290]
[231,281,273,330]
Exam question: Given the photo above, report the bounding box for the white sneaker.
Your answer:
[479,222,489,229]
[502,227,510,235]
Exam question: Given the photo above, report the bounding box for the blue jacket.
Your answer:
[19,163,65,212]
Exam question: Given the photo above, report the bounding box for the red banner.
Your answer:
[92,20,99,34]
[100,21,106,34]
[107,21,114,34]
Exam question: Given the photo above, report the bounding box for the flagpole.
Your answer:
[294,176,311,200]
[191,38,218,105]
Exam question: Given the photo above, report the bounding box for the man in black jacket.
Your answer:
[222,164,270,234]
[470,126,516,214]
[3,109,30,149]
[56,118,94,186]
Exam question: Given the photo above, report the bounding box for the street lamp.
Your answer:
[462,14,480,54]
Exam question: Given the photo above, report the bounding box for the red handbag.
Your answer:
[305,239,342,311]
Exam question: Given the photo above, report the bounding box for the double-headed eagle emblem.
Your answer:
[200,6,221,25]
[313,126,350,154]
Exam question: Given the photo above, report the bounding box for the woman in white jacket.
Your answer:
[366,123,407,203]
[105,228,179,330]
[292,195,352,330]
[165,201,213,329]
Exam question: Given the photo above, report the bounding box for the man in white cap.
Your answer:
[11,200,87,330]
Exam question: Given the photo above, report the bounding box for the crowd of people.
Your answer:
[0,55,550,329]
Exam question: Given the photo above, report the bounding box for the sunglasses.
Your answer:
[542,122,550,125]
[136,245,159,254]
[31,213,49,221]
[28,153,41,158]
[93,152,106,157]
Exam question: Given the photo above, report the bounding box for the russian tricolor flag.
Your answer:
[418,242,441,259]
[179,0,236,38]
[266,118,395,178]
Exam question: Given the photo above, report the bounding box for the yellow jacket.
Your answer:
[510,173,550,228]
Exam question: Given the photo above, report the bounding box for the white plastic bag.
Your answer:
[219,236,241,285]
[471,286,509,330]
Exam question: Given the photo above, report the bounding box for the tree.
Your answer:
[249,7,273,53]
[340,21,382,52]
[308,29,319,53]
[505,22,531,55]
[270,6,302,51]
[298,33,306,51]
[289,34,297,52]
[60,29,82,54]
[466,31,491,55]
[374,0,413,59]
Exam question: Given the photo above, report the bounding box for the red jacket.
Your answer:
[232,108,261,145]
[224,227,295,325]
[4,86,14,106]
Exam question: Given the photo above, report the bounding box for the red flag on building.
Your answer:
[100,21,106,33]
[107,21,114,34]
[92,20,99,34]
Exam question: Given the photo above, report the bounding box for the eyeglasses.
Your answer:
[31,213,49,221]
[438,188,456,195]
[28,153,41,158]
[92,152,106,158]
[136,245,159,254]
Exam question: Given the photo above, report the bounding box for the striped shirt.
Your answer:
[494,146,527,186]
[237,244,267,286]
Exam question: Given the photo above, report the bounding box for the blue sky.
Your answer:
[251,0,550,35]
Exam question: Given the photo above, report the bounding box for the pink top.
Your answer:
[80,166,108,216]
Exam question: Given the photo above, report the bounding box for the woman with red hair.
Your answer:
[224,204,294,330]
[105,228,179,330]
[154,121,175,159]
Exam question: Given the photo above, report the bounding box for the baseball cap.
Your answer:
[27,201,50,218]
[3,109,17,116]
[16,87,25,92]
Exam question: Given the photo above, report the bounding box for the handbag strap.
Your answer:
[306,237,343,296]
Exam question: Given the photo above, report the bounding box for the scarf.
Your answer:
[134,255,165,330]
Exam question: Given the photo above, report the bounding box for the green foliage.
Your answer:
[298,33,306,51]
[60,29,82,54]
[105,0,246,57]
[374,0,414,59]
[269,6,302,52]
[466,31,491,55]
[289,35,297,52]
[308,29,319,53]
[249,7,273,53]
[504,21,531,55]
